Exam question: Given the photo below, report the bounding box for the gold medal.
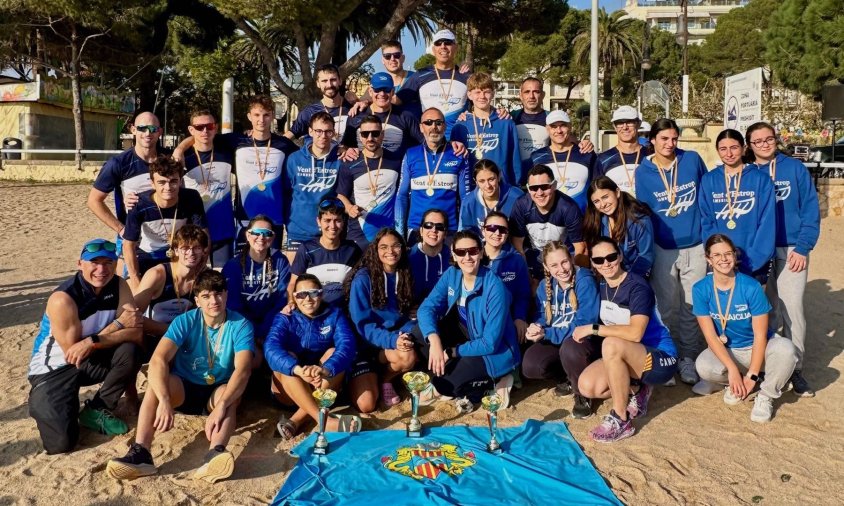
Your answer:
[204,372,215,385]
[719,335,728,344]
[257,183,266,191]
[426,187,435,196]
[668,207,678,217]
[474,148,483,159]
[166,248,174,259]
[726,219,736,230]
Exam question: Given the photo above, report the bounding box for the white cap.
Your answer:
[432,29,456,43]
[611,105,640,123]
[546,110,571,125]
[639,121,652,133]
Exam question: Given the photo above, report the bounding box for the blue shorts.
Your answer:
[640,347,678,385]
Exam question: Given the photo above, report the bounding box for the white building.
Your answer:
[494,79,588,111]
[624,0,749,44]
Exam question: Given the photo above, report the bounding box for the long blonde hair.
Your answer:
[541,241,578,323]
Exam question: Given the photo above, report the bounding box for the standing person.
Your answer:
[597,106,649,196]
[482,212,531,342]
[181,110,236,268]
[459,160,524,235]
[583,176,654,277]
[577,237,678,443]
[692,234,798,422]
[28,239,143,454]
[122,156,208,290]
[635,118,707,385]
[346,229,417,411]
[395,107,470,242]
[530,110,597,212]
[746,122,820,397]
[337,115,402,249]
[382,39,414,96]
[408,209,451,306]
[523,241,600,418]
[286,64,355,140]
[511,77,549,181]
[700,129,776,279]
[105,270,254,483]
[451,72,522,186]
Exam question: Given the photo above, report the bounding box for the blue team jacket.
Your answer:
[488,246,531,321]
[458,181,525,235]
[264,306,356,377]
[533,268,600,345]
[348,269,415,350]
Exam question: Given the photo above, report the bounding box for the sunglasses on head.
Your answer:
[527,182,556,192]
[433,40,454,47]
[382,51,402,60]
[360,130,382,139]
[483,224,508,235]
[319,198,345,210]
[135,124,161,133]
[191,123,216,132]
[421,119,445,127]
[591,252,620,265]
[248,228,275,238]
[421,221,447,232]
[453,246,481,257]
[294,288,323,300]
[84,241,117,253]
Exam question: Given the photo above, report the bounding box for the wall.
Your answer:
[0,160,99,182]
[817,179,844,219]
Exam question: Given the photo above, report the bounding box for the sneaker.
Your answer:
[627,384,653,419]
[106,443,156,480]
[678,357,699,385]
[454,397,474,414]
[663,376,677,387]
[723,387,742,406]
[381,382,401,407]
[790,370,815,398]
[588,410,635,443]
[692,379,723,396]
[494,373,514,410]
[571,394,592,419]
[750,394,773,423]
[554,381,573,397]
[79,401,129,436]
[193,445,235,483]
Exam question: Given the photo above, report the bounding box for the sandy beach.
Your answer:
[0,182,842,505]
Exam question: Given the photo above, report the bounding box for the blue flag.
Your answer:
[273,419,621,505]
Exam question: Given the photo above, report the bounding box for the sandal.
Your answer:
[276,415,298,441]
[331,414,363,433]
[381,382,401,407]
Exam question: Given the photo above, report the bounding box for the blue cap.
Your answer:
[370,72,394,92]
[80,239,118,261]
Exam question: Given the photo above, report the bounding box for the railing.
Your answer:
[0,149,123,170]
[803,162,844,187]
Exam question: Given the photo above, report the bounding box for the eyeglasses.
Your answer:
[248,228,275,238]
[373,87,393,95]
[294,288,323,300]
[433,40,454,47]
[591,252,620,265]
[613,120,637,129]
[319,198,345,210]
[749,136,776,147]
[709,251,736,261]
[421,222,447,232]
[421,119,445,127]
[135,125,161,133]
[84,241,117,253]
[360,130,382,138]
[178,245,205,253]
[311,128,335,137]
[191,123,216,132]
[527,182,556,193]
[382,51,402,60]
[453,246,481,257]
[483,224,509,235]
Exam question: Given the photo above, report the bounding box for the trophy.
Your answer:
[402,371,431,438]
[481,393,503,454]
[312,388,337,455]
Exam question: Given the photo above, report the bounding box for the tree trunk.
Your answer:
[70,22,85,170]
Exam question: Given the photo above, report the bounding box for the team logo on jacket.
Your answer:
[715,196,755,220]
[448,287,455,297]
[501,272,516,282]
[320,325,332,335]
[381,442,476,480]
[775,183,791,202]
[657,184,696,216]
[472,136,500,155]
[301,174,337,193]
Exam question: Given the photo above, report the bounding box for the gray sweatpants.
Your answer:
[650,243,707,361]
[695,335,798,399]
[766,246,809,369]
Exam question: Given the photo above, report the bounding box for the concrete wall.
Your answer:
[0,160,99,182]
[817,179,844,219]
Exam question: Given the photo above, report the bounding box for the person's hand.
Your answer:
[205,403,226,441]
[154,400,175,432]
[347,204,362,219]
[459,63,471,74]
[457,111,468,122]
[514,319,527,344]
[65,337,95,367]
[727,367,747,399]
[281,301,296,316]
[348,100,370,118]
[124,192,139,212]
[171,148,184,163]
[496,107,511,120]
[742,375,757,398]
[571,324,592,343]
[396,333,414,352]
[578,138,595,154]
[118,303,143,329]
[340,147,359,162]
[428,334,446,376]
[787,251,807,272]
[451,141,467,157]
[525,323,544,342]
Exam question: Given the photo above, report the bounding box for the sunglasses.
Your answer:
[591,252,620,265]
[294,288,324,300]
[421,119,445,127]
[373,87,393,95]
[382,51,402,60]
[191,123,216,132]
[421,222,447,232]
[84,241,117,253]
[433,40,454,47]
[319,198,345,210]
[483,224,509,235]
[527,182,556,192]
[248,228,275,238]
[360,130,382,139]
[453,246,481,257]
[135,124,161,133]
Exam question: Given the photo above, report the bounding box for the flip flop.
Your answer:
[331,414,363,433]
[276,415,298,440]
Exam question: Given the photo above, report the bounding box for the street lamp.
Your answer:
[675,0,689,116]
[638,23,652,115]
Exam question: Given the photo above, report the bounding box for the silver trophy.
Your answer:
[402,371,431,438]
[481,393,503,454]
[312,388,337,455]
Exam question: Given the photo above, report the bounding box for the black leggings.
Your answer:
[521,337,602,395]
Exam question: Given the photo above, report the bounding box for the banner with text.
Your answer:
[724,67,763,133]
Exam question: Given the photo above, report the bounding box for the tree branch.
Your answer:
[233,17,295,98]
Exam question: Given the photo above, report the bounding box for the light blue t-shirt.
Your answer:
[692,272,772,349]
[165,308,255,386]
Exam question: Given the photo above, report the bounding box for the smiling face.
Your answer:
[371,86,393,109]
[309,118,335,152]
[590,241,622,280]
[717,137,744,167]
[420,212,447,248]
[547,122,571,146]
[247,105,273,136]
[151,172,181,201]
[613,120,639,144]
[420,108,445,146]
[590,188,620,216]
[246,220,274,255]
[132,112,161,150]
[293,278,322,317]
[79,258,116,289]
[527,173,556,209]
[188,114,217,145]
[452,237,481,276]
[174,241,206,268]
[358,121,383,152]
[482,215,509,249]
[475,169,499,198]
[433,39,457,67]
[543,248,573,285]
[652,128,679,159]
[468,88,493,111]
[381,46,405,73]
[377,233,403,272]
[748,127,777,161]
[317,211,344,241]
[317,70,340,99]
[706,241,737,276]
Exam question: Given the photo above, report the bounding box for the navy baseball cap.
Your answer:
[80,239,118,261]
[370,72,394,92]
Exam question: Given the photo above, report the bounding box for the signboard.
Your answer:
[724,67,763,132]
[0,81,40,102]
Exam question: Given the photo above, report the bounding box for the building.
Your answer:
[494,79,588,112]
[623,0,750,44]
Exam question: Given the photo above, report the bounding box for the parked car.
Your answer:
[808,136,844,163]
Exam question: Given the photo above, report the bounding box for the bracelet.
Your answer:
[113,319,125,330]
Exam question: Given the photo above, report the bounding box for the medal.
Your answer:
[474,148,483,159]
[724,166,744,232]
[166,248,174,259]
[426,187,435,196]
[668,207,678,217]
[719,335,728,344]
[204,372,215,385]
[726,219,736,230]
[257,183,266,191]
[367,200,377,210]
[203,319,226,388]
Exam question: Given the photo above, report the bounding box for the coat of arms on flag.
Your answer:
[381,442,476,480]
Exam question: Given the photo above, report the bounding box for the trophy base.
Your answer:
[486,444,503,454]
[313,446,328,455]
[406,424,422,438]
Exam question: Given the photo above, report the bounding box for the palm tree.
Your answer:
[573,9,641,103]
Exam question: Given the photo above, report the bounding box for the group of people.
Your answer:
[26,28,819,485]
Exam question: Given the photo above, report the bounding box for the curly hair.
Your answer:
[344,228,414,313]
[583,176,651,249]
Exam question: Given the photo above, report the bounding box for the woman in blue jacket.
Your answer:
[264,274,360,440]
[408,208,450,305]
[416,230,521,409]
[482,211,531,341]
[523,241,600,419]
[459,160,525,235]
[345,229,417,412]
[583,176,654,277]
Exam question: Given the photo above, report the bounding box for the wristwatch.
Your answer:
[745,372,760,382]
[89,334,101,344]
[592,323,600,336]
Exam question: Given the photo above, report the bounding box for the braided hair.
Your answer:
[541,241,578,323]
[344,228,414,313]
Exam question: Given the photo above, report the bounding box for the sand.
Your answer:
[0,182,842,505]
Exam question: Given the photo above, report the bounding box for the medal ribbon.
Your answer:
[713,278,736,340]
[617,146,641,191]
[724,165,744,221]
[192,145,215,192]
[252,137,271,183]
[423,144,446,191]
[655,157,679,210]
[550,147,573,194]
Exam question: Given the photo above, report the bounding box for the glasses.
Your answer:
[360,130,382,139]
[84,241,117,253]
[248,228,275,238]
[191,123,216,132]
[319,198,345,210]
[135,125,161,133]
[709,251,736,261]
[382,51,402,60]
[294,288,324,300]
[453,246,481,257]
[373,87,393,95]
[483,224,509,235]
[421,119,445,127]
[591,252,620,265]
[750,136,776,147]
[421,222,447,232]
[178,245,205,253]
[613,120,637,129]
[433,40,454,47]
[527,182,556,193]
[311,128,335,137]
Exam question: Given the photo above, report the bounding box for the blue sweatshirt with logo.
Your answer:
[488,245,531,321]
[532,268,600,345]
[600,213,654,277]
[348,268,415,350]
[451,111,523,186]
[409,243,449,305]
[283,143,341,242]
[458,181,525,235]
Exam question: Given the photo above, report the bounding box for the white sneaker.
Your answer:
[494,373,514,410]
[723,387,742,406]
[750,394,773,423]
[663,376,677,387]
[692,379,722,396]
[678,357,699,385]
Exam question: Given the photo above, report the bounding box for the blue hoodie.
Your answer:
[530,146,597,212]
[417,266,521,378]
[264,305,356,377]
[458,182,525,235]
[409,243,449,304]
[635,149,707,249]
[222,249,291,340]
[451,110,523,186]
[532,268,600,345]
[283,143,341,242]
[488,245,532,321]
[700,164,776,273]
[600,213,654,277]
[348,268,416,350]
[754,153,820,255]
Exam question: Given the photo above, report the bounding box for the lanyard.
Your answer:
[654,157,678,210]
[192,146,215,191]
[713,278,736,344]
[617,146,641,192]
[550,147,573,193]
[252,137,271,182]
[433,67,455,108]
[423,144,446,191]
[362,151,384,196]
[724,166,745,223]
